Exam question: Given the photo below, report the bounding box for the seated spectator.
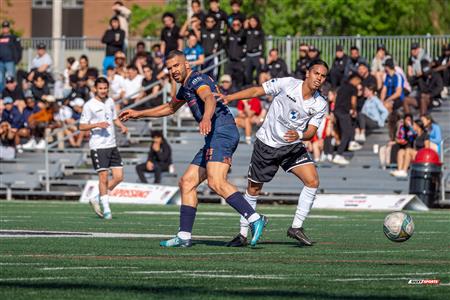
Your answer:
[307,45,320,61]
[113,51,127,77]
[69,97,83,121]
[183,33,205,72]
[30,74,51,107]
[101,16,125,75]
[433,43,450,94]
[133,51,150,75]
[264,48,288,80]
[371,44,388,90]
[106,66,125,101]
[380,58,404,112]
[139,65,161,107]
[29,43,52,82]
[0,96,21,131]
[123,65,144,104]
[388,113,415,168]
[421,114,442,154]
[131,41,153,69]
[236,97,263,144]
[294,44,310,80]
[135,130,172,184]
[22,98,57,150]
[76,55,89,80]
[391,119,430,178]
[15,96,40,149]
[153,51,168,81]
[63,57,79,92]
[329,45,349,88]
[356,84,388,142]
[0,121,15,159]
[219,74,238,117]
[2,76,24,101]
[344,46,367,79]
[407,42,432,88]
[358,62,377,88]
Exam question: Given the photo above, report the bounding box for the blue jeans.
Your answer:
[0,61,16,92]
[102,56,115,75]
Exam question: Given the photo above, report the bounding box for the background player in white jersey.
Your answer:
[217,60,329,247]
[79,77,128,220]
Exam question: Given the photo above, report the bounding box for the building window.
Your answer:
[32,0,84,8]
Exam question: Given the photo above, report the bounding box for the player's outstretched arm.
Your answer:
[215,86,266,104]
[119,100,185,122]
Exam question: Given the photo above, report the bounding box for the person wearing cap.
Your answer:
[407,42,431,87]
[0,21,22,93]
[329,45,349,88]
[2,76,24,101]
[371,44,387,90]
[0,96,22,130]
[30,43,52,75]
[344,46,368,79]
[294,44,310,80]
[380,58,405,113]
[101,16,125,75]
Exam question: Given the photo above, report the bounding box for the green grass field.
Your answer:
[0,201,449,300]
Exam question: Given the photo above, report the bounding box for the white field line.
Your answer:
[123,211,343,219]
[331,277,413,282]
[41,266,139,271]
[337,249,432,254]
[0,277,73,282]
[134,270,229,274]
[184,274,287,280]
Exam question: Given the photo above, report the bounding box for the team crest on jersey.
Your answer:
[289,110,299,121]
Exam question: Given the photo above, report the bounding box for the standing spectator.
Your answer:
[266,48,289,79]
[294,44,310,80]
[191,0,206,25]
[371,44,387,90]
[123,65,143,104]
[219,74,238,116]
[112,1,131,50]
[380,58,405,112]
[207,0,228,37]
[358,62,377,88]
[407,42,431,88]
[421,114,442,154]
[433,43,450,94]
[135,130,172,184]
[179,15,202,39]
[236,97,263,144]
[200,15,222,79]
[344,46,367,79]
[2,76,24,101]
[183,33,205,72]
[332,74,363,165]
[29,43,52,81]
[160,13,182,57]
[0,21,22,92]
[101,16,125,75]
[244,15,264,85]
[307,45,320,61]
[228,0,246,26]
[225,18,246,88]
[329,45,349,88]
[356,84,388,142]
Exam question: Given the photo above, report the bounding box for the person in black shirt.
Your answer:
[191,0,206,25]
[294,44,310,80]
[140,65,162,108]
[2,76,24,101]
[329,45,349,88]
[225,18,246,88]
[228,0,246,26]
[160,12,182,56]
[358,62,377,88]
[266,48,288,78]
[30,74,51,105]
[101,17,125,75]
[200,15,222,80]
[345,46,368,79]
[135,130,172,184]
[207,0,228,37]
[244,15,264,85]
[433,43,450,87]
[308,45,320,61]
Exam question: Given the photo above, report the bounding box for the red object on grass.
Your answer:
[414,148,442,165]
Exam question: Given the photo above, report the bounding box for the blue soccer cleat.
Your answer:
[250,215,268,247]
[103,211,112,220]
[160,236,192,248]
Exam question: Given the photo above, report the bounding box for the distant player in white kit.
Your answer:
[217,60,329,246]
[79,77,128,219]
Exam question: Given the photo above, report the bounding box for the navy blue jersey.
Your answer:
[175,71,235,127]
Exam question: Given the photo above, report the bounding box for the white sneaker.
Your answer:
[359,133,366,142]
[22,139,36,150]
[348,141,362,151]
[89,197,103,218]
[392,170,408,178]
[35,139,47,150]
[354,132,362,142]
[332,155,350,165]
[326,154,333,162]
[169,164,176,174]
[245,136,252,145]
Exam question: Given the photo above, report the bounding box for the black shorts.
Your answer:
[90,147,123,172]
[248,139,314,183]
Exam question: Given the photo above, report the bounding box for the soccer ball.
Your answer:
[383,212,414,242]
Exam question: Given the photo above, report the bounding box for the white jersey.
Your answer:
[80,97,117,150]
[258,77,328,148]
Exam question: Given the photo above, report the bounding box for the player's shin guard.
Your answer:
[240,191,258,238]
[177,205,197,240]
[292,186,317,228]
[226,191,260,223]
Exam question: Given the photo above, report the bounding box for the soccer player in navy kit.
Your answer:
[120,50,267,247]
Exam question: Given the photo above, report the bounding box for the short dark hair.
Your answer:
[191,0,201,5]
[137,41,145,48]
[127,64,138,71]
[114,1,123,6]
[231,0,243,5]
[308,59,329,71]
[269,48,279,54]
[67,57,75,65]
[151,130,163,138]
[350,46,359,51]
[366,83,377,93]
[348,73,361,82]
[166,50,185,60]
[95,77,109,87]
[34,74,45,82]
[143,65,152,71]
[79,55,89,62]
[162,12,175,22]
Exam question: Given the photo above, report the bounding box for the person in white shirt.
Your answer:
[79,77,128,220]
[123,65,143,104]
[30,43,53,73]
[218,60,329,247]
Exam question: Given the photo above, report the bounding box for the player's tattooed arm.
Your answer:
[214,86,266,104]
[197,86,216,135]
[119,99,184,121]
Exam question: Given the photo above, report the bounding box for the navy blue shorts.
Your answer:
[191,124,240,168]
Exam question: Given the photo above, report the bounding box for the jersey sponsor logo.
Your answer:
[191,76,202,85]
[289,110,299,121]
[286,95,297,103]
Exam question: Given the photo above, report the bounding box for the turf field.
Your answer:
[0,201,449,300]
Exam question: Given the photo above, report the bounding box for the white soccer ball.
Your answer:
[383,211,414,242]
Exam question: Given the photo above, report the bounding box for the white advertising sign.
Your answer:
[79,180,179,205]
[313,194,429,211]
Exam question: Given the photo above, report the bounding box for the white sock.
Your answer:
[100,194,111,214]
[247,213,260,223]
[292,186,317,228]
[177,231,191,240]
[240,191,258,237]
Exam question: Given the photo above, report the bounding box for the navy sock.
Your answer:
[179,205,197,234]
[226,192,256,220]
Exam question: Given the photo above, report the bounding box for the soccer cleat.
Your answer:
[160,236,192,248]
[249,215,268,247]
[103,211,112,220]
[89,198,103,218]
[226,234,248,247]
[287,227,313,246]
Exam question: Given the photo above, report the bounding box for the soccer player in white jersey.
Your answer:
[217,60,329,246]
[79,77,128,219]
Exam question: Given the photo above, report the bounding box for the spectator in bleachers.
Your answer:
[371,44,387,90]
[112,1,131,49]
[380,58,404,113]
[191,0,206,25]
[225,18,246,88]
[236,96,263,144]
[200,15,222,80]
[391,118,430,178]
[344,46,367,79]
[228,0,246,26]
[152,51,168,81]
[106,66,125,101]
[207,0,228,37]
[433,43,450,93]
[135,130,172,184]
[30,74,51,107]
[113,51,127,77]
[358,62,377,88]
[329,45,348,88]
[63,57,79,93]
[266,48,289,79]
[22,97,57,150]
[244,15,264,85]
[179,15,202,39]
[76,55,89,80]
[16,96,39,149]
[219,74,238,116]
[160,12,182,56]
[0,120,15,159]
[0,96,21,131]
[183,33,205,72]
[355,83,388,142]
[29,43,52,83]
[101,16,125,75]
[332,74,363,165]
[2,76,24,102]
[294,44,310,80]
[132,41,153,69]
[407,42,431,88]
[0,21,22,93]
[123,65,143,105]
[139,65,161,107]
[421,114,442,154]
[69,97,83,121]
[133,51,150,75]
[307,45,320,61]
